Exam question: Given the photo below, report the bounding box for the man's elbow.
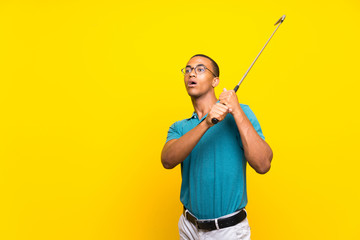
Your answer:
[256,152,273,174]
[161,156,176,169]
[162,161,174,169]
[255,162,271,174]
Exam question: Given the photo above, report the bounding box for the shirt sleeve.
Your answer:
[241,104,265,140]
[166,121,183,143]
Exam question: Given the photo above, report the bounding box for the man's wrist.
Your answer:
[231,108,245,121]
[203,118,213,129]
[230,105,242,116]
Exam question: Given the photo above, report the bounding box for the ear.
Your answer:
[212,77,219,88]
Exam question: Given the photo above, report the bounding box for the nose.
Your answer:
[189,68,196,77]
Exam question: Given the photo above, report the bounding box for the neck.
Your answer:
[191,91,218,120]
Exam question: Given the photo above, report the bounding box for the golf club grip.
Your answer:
[211,118,219,124]
[234,85,239,93]
[211,85,240,125]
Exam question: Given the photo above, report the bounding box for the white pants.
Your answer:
[178,210,251,240]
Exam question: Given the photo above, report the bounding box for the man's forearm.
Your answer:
[232,110,273,174]
[161,120,210,169]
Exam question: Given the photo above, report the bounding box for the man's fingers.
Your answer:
[212,107,225,116]
[211,104,229,121]
[216,102,228,108]
[215,103,229,112]
[220,90,235,97]
[219,99,228,105]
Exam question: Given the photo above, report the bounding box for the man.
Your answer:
[161,54,273,239]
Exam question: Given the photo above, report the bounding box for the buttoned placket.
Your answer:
[190,112,208,125]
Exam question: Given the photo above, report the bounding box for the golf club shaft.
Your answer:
[233,21,283,92]
[211,15,286,125]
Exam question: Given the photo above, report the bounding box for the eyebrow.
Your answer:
[186,64,206,68]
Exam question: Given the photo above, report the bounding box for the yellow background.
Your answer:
[1,0,359,239]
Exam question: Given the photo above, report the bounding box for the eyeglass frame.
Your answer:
[181,64,218,77]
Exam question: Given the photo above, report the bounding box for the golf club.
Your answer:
[211,15,286,124]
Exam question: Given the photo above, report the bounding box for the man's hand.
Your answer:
[205,102,229,127]
[219,88,241,115]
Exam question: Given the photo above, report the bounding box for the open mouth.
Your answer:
[188,80,197,87]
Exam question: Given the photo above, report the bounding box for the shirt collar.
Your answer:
[188,112,198,120]
[188,111,208,123]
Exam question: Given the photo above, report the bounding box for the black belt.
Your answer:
[183,207,247,231]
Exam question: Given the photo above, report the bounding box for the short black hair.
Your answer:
[190,54,219,77]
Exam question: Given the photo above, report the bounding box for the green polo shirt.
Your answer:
[166,104,265,220]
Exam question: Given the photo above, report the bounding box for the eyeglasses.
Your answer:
[181,65,217,77]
